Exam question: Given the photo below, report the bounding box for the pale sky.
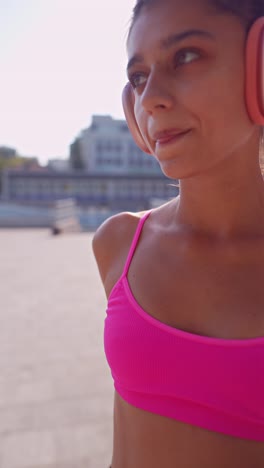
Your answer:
[0,0,135,164]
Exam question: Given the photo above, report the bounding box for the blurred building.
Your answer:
[2,115,179,217]
[0,146,17,160]
[47,158,70,172]
[2,170,178,212]
[70,115,161,175]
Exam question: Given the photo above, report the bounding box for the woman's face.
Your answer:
[127,0,258,179]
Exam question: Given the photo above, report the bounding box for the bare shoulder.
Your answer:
[92,210,148,297]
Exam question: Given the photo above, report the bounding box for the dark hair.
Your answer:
[128,0,264,36]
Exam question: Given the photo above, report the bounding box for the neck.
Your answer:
[175,152,264,240]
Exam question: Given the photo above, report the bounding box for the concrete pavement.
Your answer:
[0,228,113,468]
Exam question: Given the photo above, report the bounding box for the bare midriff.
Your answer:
[111,392,264,468]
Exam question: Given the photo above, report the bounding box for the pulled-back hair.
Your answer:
[129,0,264,35]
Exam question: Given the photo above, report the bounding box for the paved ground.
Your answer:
[0,228,113,468]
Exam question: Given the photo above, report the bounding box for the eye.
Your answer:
[175,49,201,67]
[128,72,147,89]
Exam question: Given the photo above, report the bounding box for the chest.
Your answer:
[127,239,264,340]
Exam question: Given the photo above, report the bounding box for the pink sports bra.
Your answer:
[104,210,264,441]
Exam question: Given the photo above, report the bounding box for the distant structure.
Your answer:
[70,115,161,175]
[1,115,179,226]
[0,146,17,160]
[2,170,178,212]
[47,158,70,172]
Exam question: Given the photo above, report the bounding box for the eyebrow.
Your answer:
[127,29,215,72]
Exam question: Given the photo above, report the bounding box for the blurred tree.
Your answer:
[0,147,40,194]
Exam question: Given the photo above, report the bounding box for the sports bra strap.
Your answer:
[122,210,152,278]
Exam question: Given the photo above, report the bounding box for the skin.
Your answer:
[93,0,264,466]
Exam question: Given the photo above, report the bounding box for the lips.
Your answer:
[152,128,191,145]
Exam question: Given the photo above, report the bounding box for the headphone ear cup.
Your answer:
[122,83,152,154]
[246,17,264,125]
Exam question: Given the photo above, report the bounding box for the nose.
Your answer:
[140,70,174,114]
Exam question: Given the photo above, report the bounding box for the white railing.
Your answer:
[51,199,81,234]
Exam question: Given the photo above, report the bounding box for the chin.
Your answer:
[158,159,204,180]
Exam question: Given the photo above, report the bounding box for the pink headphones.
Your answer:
[122,17,264,154]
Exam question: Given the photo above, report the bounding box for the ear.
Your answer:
[122,82,153,154]
[245,17,264,125]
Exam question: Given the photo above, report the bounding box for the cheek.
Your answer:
[181,74,255,161]
[186,69,251,138]
[134,101,148,136]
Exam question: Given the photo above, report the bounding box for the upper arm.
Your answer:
[92,211,141,298]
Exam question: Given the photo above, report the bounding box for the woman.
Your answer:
[93,1,264,467]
